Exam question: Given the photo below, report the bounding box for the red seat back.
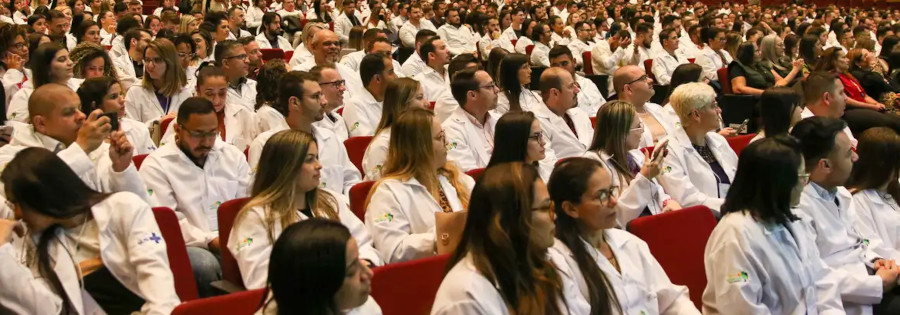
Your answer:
[344,136,373,174]
[582,51,593,75]
[428,101,435,110]
[639,146,655,156]
[717,68,732,94]
[525,44,534,58]
[218,198,251,289]
[349,181,376,221]
[283,50,294,62]
[688,58,696,64]
[726,133,756,156]
[510,39,517,47]
[371,254,451,315]
[160,117,174,136]
[133,154,149,170]
[337,107,344,116]
[151,207,200,301]
[627,206,716,309]
[260,48,285,62]
[589,116,597,128]
[465,168,485,181]
[644,59,655,81]
[171,289,266,315]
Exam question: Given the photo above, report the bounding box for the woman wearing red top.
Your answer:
[815,47,900,134]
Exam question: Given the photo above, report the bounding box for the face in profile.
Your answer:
[333,238,373,310]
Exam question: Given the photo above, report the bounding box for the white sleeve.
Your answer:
[102,163,151,202]
[400,25,416,48]
[652,57,673,85]
[0,243,66,314]
[7,88,29,123]
[364,183,436,263]
[139,157,214,248]
[703,225,772,314]
[443,123,478,172]
[696,54,719,82]
[656,148,724,210]
[335,17,350,43]
[614,173,657,225]
[125,201,181,315]
[335,194,383,265]
[343,102,375,137]
[227,209,273,290]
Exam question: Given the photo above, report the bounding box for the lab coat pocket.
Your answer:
[206,178,239,231]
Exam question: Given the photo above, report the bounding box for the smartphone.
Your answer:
[100,112,119,131]
[739,118,750,134]
[651,139,669,161]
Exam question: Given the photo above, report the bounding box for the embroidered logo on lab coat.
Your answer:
[147,189,154,196]
[138,232,163,245]
[349,121,360,132]
[726,271,749,283]
[236,237,254,251]
[374,213,394,223]
[447,142,457,150]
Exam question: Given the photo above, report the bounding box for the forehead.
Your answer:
[321,68,342,80]
[302,80,321,94]
[474,70,492,83]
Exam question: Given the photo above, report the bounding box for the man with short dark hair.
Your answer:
[48,10,76,50]
[443,68,498,172]
[568,21,596,67]
[113,28,152,92]
[550,46,606,117]
[343,53,397,137]
[340,29,387,72]
[802,72,856,148]
[413,37,451,102]
[400,29,437,77]
[399,5,436,48]
[310,65,350,142]
[436,7,476,56]
[535,67,590,160]
[237,36,263,80]
[652,27,690,85]
[629,22,654,66]
[226,6,251,40]
[215,40,257,111]
[530,23,552,67]
[334,0,362,44]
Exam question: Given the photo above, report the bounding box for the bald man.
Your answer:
[612,65,679,147]
[533,67,592,160]
[287,22,326,69]
[0,84,148,219]
[293,30,366,102]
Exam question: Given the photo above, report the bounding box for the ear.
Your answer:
[822,91,832,106]
[818,158,831,172]
[560,200,580,219]
[31,115,45,134]
[289,95,300,109]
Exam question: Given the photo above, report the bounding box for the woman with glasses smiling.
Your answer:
[548,157,699,315]
[124,39,193,126]
[583,100,681,227]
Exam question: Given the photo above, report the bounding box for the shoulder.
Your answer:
[99,192,151,215]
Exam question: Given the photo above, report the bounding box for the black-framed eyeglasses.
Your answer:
[528,132,544,143]
[224,54,249,61]
[478,82,497,90]
[11,42,26,50]
[179,124,219,139]
[320,80,346,87]
[625,74,649,85]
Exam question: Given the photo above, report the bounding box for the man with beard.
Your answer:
[140,97,251,297]
[442,68,499,172]
[550,46,606,118]
[247,71,361,195]
[216,40,258,111]
[533,67,591,160]
[652,27,690,85]
[343,53,397,137]
[294,30,365,101]
[237,37,263,80]
[335,0,362,44]
[399,5,436,48]
[226,6,251,39]
[437,7,476,56]
[568,21,596,68]
[255,12,293,51]
[628,22,654,66]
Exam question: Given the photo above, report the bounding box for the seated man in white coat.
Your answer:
[342,36,404,78]
[399,29,437,78]
[310,65,350,143]
[140,97,251,298]
[443,68,499,172]
[341,28,385,72]
[615,65,678,147]
[399,5,436,48]
[254,12,293,51]
[343,53,397,137]
[0,84,148,219]
[436,8,477,56]
[412,37,451,103]
[294,30,365,102]
[433,54,481,123]
[533,67,593,160]
[248,71,361,195]
[652,27,690,86]
[801,72,858,149]
[216,40,258,112]
[550,46,606,118]
[529,23,553,68]
[792,116,900,314]
[334,0,363,45]
[112,28,152,93]
[287,22,325,69]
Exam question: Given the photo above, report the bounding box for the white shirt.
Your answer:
[413,66,450,103]
[287,44,313,69]
[227,78,259,112]
[852,189,900,252]
[334,12,360,43]
[551,31,571,47]
[7,78,84,123]
[437,24,477,55]
[652,50,691,85]
[399,50,428,77]
[399,19,437,48]
[702,211,845,314]
[124,84,194,126]
[492,89,544,116]
[656,128,737,211]
[498,26,519,52]
[478,33,505,62]
[160,104,259,152]
[245,6,266,29]
[256,105,289,134]
[361,127,391,181]
[574,74,606,117]
[342,88,383,137]
[549,230,700,315]
[533,103,594,160]
[122,117,157,155]
[530,41,551,67]
[227,189,382,289]
[442,107,497,172]
[696,45,734,82]
[583,150,671,227]
[140,140,252,248]
[276,9,302,19]
[100,28,114,45]
[313,111,349,143]
[389,15,407,34]
[341,50,404,78]
[365,174,474,263]
[569,39,596,67]
[254,32,293,51]
[513,36,533,54]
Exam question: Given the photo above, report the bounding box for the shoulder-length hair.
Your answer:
[142,38,187,96]
[815,47,847,74]
[588,100,638,183]
[266,218,350,315]
[847,127,900,201]
[375,77,420,135]
[255,59,287,110]
[799,34,820,65]
[735,41,757,66]
[547,157,621,314]
[487,111,537,168]
[487,47,508,82]
[499,53,529,111]
[236,130,339,243]
[376,108,470,210]
[759,87,799,137]
[69,42,117,78]
[32,42,67,88]
[449,162,565,315]
[178,15,196,35]
[77,76,118,114]
[721,135,802,225]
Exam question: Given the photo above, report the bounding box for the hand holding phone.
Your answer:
[100,112,119,131]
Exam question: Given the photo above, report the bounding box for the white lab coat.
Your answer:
[533,103,593,160]
[652,51,690,86]
[433,87,462,123]
[122,117,157,155]
[702,211,845,315]
[583,150,671,227]
[245,6,265,29]
[412,67,450,104]
[656,128,737,211]
[342,88,383,137]
[431,254,591,315]
[498,26,518,53]
[227,79,259,112]
[334,13,358,44]
[112,52,140,92]
[478,33,505,62]
[248,125,361,195]
[254,32,293,51]
[548,230,699,315]
[437,24,477,55]
[575,74,607,118]
[365,174,474,263]
[530,41,552,67]
[442,107,497,172]
[695,45,733,82]
[7,78,84,123]
[228,189,382,289]
[256,105,289,134]
[256,295,382,315]
[124,84,193,125]
[313,111,349,144]
[513,36,533,54]
[139,140,252,248]
[399,52,427,78]
[852,189,900,251]
[160,104,259,152]
[492,89,544,116]
[569,39,596,67]
[797,183,897,315]
[361,127,390,181]
[287,44,313,70]
[399,19,437,48]
[294,61,364,102]
[1,67,30,108]
[637,102,680,147]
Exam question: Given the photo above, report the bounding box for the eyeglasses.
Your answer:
[144,56,166,65]
[11,41,26,50]
[224,54,248,61]
[478,82,497,90]
[180,125,219,139]
[319,80,346,87]
[528,132,544,143]
[625,74,649,85]
[593,186,620,204]
[630,122,645,132]
[177,52,195,58]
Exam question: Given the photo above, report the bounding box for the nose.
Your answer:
[607,194,618,207]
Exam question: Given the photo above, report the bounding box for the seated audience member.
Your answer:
[287,22,325,69]
[614,65,677,146]
[533,67,592,159]
[8,43,84,123]
[216,40,258,112]
[550,46,606,117]
[437,7,477,56]
[584,100,681,226]
[293,30,366,100]
[728,42,798,96]
[341,29,386,72]
[254,219,381,314]
[69,42,117,80]
[703,136,844,314]
[848,48,900,108]
[343,53,397,137]
[77,77,156,155]
[487,111,553,180]
[695,27,732,83]
[230,130,381,290]
[760,34,803,83]
[662,64,741,141]
[412,36,451,102]
[529,22,553,67]
[442,69,500,173]
[817,47,900,135]
[398,5,437,49]
[548,157,699,315]
[248,71,361,195]
[310,65,351,143]
[362,77,429,180]
[399,29,437,78]
[848,127,900,251]
[0,147,180,314]
[255,59,290,133]
[365,108,474,263]
[494,53,543,115]
[801,72,858,149]
[751,87,803,143]
[124,39,193,126]
[657,82,738,211]
[113,28,152,93]
[432,54,482,122]
[255,12,293,51]
[792,116,900,314]
[652,27,690,86]
[431,162,589,314]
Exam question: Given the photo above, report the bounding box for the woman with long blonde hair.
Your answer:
[178,15,200,35]
[228,130,381,290]
[365,108,474,263]
[124,38,193,124]
[361,77,429,180]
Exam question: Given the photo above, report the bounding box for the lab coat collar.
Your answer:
[862,189,887,206]
[155,137,226,167]
[357,87,379,105]
[807,181,838,204]
[10,124,66,152]
[311,124,334,142]
[579,229,632,251]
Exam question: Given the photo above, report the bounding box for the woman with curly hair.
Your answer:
[68,42,117,79]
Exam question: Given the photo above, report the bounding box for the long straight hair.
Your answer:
[721,136,801,224]
[375,77,421,135]
[547,158,620,315]
[449,162,565,315]
[758,87,799,137]
[488,111,536,168]
[499,53,529,111]
[142,38,187,96]
[847,127,900,202]
[32,42,67,88]
[236,130,338,243]
[1,147,112,315]
[587,101,637,183]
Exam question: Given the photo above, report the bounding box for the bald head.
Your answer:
[30,84,78,119]
[539,67,570,102]
[29,83,85,146]
[312,30,341,64]
[540,67,579,113]
[613,65,645,94]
